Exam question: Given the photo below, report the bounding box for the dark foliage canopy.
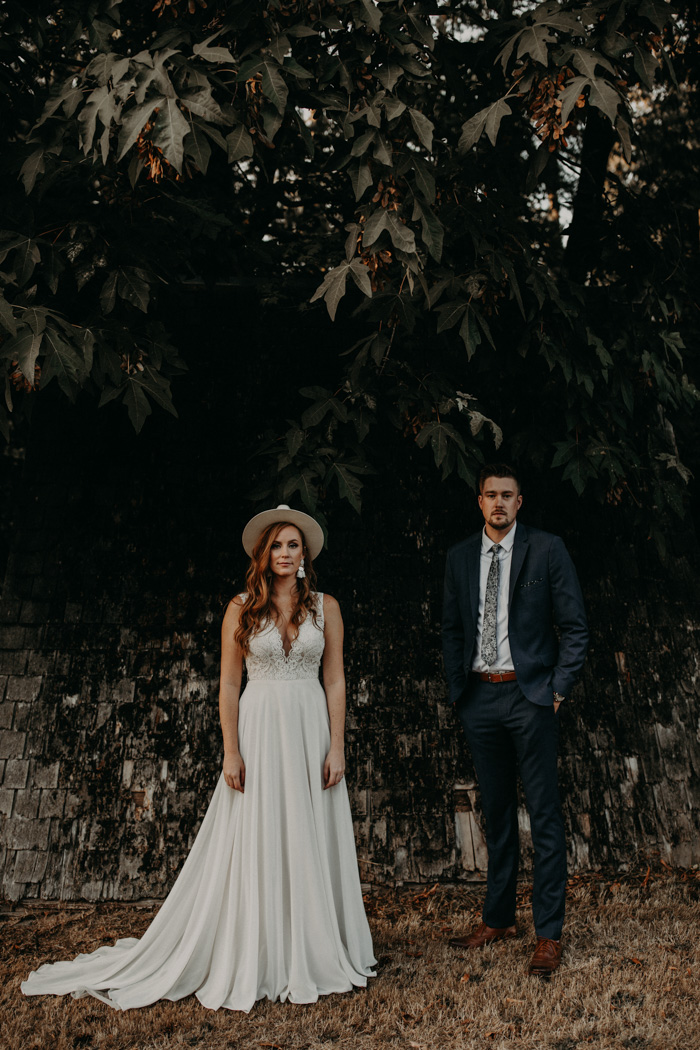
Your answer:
[1,0,698,544]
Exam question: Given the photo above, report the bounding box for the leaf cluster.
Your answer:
[0,0,697,537]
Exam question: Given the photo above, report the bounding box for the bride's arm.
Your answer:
[220,598,246,792]
[321,594,346,789]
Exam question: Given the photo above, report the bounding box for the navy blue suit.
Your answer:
[442,522,588,939]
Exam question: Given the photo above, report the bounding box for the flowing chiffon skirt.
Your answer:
[21,677,376,1012]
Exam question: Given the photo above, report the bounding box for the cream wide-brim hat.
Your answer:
[241,504,324,560]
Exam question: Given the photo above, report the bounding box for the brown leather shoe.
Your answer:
[449,921,517,949]
[528,936,562,975]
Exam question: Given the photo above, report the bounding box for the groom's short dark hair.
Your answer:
[479,463,520,493]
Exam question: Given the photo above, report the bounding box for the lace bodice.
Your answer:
[245,593,325,681]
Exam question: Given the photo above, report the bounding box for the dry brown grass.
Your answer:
[2,866,699,1050]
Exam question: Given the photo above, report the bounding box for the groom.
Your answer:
[442,464,588,976]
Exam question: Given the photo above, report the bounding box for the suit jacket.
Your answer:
[442,522,588,707]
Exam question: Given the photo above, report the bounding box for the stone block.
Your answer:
[23,733,47,759]
[0,626,26,649]
[102,601,123,624]
[26,651,56,675]
[12,789,41,820]
[0,787,14,817]
[1,853,20,901]
[0,652,28,675]
[13,849,48,884]
[5,675,43,702]
[54,654,71,675]
[83,652,110,674]
[119,628,138,648]
[31,760,60,789]
[79,878,105,900]
[21,626,45,648]
[98,679,134,705]
[64,602,83,624]
[95,703,112,730]
[2,759,29,789]
[20,553,44,576]
[64,791,85,818]
[0,599,22,623]
[19,601,51,625]
[43,624,74,649]
[12,703,31,731]
[0,703,14,730]
[8,575,34,599]
[95,625,120,649]
[2,816,50,850]
[39,788,66,819]
[32,576,53,600]
[81,600,104,624]
[132,652,154,676]
[0,730,26,760]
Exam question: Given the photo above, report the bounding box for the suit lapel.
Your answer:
[508,522,528,609]
[466,533,481,625]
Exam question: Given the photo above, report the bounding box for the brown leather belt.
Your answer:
[472,670,518,683]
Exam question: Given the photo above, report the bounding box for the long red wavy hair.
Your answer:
[234,521,319,655]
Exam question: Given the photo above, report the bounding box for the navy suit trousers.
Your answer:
[457,678,566,940]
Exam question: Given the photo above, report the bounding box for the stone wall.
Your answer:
[0,299,698,901]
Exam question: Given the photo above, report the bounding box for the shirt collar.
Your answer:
[481,520,517,554]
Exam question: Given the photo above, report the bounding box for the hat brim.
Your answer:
[242,506,324,560]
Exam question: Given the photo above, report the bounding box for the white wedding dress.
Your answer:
[22,593,376,1011]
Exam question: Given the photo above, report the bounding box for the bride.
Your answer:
[22,505,376,1011]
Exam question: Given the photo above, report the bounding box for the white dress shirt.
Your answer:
[472,521,517,672]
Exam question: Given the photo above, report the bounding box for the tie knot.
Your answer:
[490,544,502,555]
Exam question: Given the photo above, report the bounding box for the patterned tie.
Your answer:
[481,543,502,667]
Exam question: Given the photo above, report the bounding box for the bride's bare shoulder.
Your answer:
[321,593,341,616]
[224,594,246,623]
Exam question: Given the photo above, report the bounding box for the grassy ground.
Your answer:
[2,865,698,1050]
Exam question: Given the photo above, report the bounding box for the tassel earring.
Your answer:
[296,557,306,579]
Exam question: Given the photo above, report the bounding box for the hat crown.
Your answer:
[241,504,324,560]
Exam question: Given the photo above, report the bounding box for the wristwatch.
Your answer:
[553,691,566,704]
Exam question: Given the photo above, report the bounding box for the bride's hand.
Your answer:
[323,746,345,790]
[223,751,246,793]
